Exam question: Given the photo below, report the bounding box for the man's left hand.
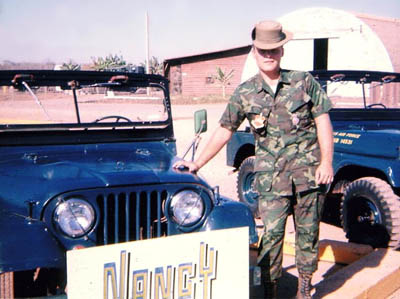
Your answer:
[315,162,334,185]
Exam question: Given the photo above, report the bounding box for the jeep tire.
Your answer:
[341,177,400,248]
[237,156,259,218]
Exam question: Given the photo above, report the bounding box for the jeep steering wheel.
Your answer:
[94,115,132,123]
[367,103,386,109]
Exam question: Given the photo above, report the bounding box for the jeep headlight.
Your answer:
[170,190,204,226]
[54,198,95,238]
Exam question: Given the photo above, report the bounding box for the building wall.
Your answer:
[165,8,399,98]
[357,13,400,72]
[278,8,394,73]
[168,51,249,97]
[242,8,399,81]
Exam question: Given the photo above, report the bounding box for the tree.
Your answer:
[214,67,234,99]
[141,56,163,75]
[61,60,81,71]
[91,54,127,71]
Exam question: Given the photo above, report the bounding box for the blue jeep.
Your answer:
[226,70,400,249]
[0,70,258,297]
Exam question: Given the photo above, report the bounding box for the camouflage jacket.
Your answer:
[219,70,332,195]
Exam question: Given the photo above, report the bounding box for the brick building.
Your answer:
[163,46,250,97]
[164,8,400,98]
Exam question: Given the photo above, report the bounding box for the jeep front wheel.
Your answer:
[237,156,259,218]
[341,177,400,248]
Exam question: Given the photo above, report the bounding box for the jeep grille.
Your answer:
[96,188,169,245]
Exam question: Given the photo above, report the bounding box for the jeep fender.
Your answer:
[0,212,65,273]
[333,153,400,188]
[200,197,259,244]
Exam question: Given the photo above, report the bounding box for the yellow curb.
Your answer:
[315,249,400,298]
[283,238,373,264]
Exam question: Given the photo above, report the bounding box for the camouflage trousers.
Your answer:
[257,188,325,281]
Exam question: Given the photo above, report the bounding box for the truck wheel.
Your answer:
[237,156,259,217]
[341,177,400,248]
[0,272,14,298]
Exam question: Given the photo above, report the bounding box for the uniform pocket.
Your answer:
[287,92,312,113]
[247,106,271,137]
[254,171,273,193]
[300,143,320,166]
[288,95,313,130]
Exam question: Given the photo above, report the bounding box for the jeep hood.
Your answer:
[0,142,202,210]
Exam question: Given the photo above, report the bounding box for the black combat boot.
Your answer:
[264,279,277,299]
[296,272,312,299]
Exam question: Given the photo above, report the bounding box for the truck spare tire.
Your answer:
[237,156,259,218]
[341,177,400,248]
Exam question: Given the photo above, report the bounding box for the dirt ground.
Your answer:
[4,95,400,297]
[172,103,240,201]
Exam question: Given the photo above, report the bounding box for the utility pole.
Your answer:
[145,12,150,96]
[145,12,150,75]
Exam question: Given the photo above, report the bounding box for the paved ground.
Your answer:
[3,97,399,298]
[172,103,239,200]
[172,102,400,299]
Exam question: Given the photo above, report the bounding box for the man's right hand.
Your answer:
[172,125,233,174]
[172,160,200,173]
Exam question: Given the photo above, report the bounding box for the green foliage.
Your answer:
[213,67,234,98]
[140,56,163,75]
[91,54,127,71]
[61,60,81,71]
[214,67,234,84]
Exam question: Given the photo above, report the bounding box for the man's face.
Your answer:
[253,46,284,74]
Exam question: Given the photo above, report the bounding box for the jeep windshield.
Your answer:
[0,70,170,129]
[0,70,173,145]
[311,70,400,109]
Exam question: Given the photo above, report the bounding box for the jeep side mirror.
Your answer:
[181,109,208,161]
[194,109,207,134]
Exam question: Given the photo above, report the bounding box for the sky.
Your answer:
[1,0,399,65]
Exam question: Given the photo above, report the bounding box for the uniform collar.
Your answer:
[254,73,265,93]
[255,69,291,94]
[279,69,291,84]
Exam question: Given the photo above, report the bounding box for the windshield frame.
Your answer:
[0,70,175,146]
[311,70,400,109]
[0,70,172,132]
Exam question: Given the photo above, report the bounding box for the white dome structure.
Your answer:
[241,7,394,82]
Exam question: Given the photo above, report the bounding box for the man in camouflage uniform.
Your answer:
[174,20,334,299]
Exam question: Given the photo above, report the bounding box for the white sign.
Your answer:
[67,227,249,299]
